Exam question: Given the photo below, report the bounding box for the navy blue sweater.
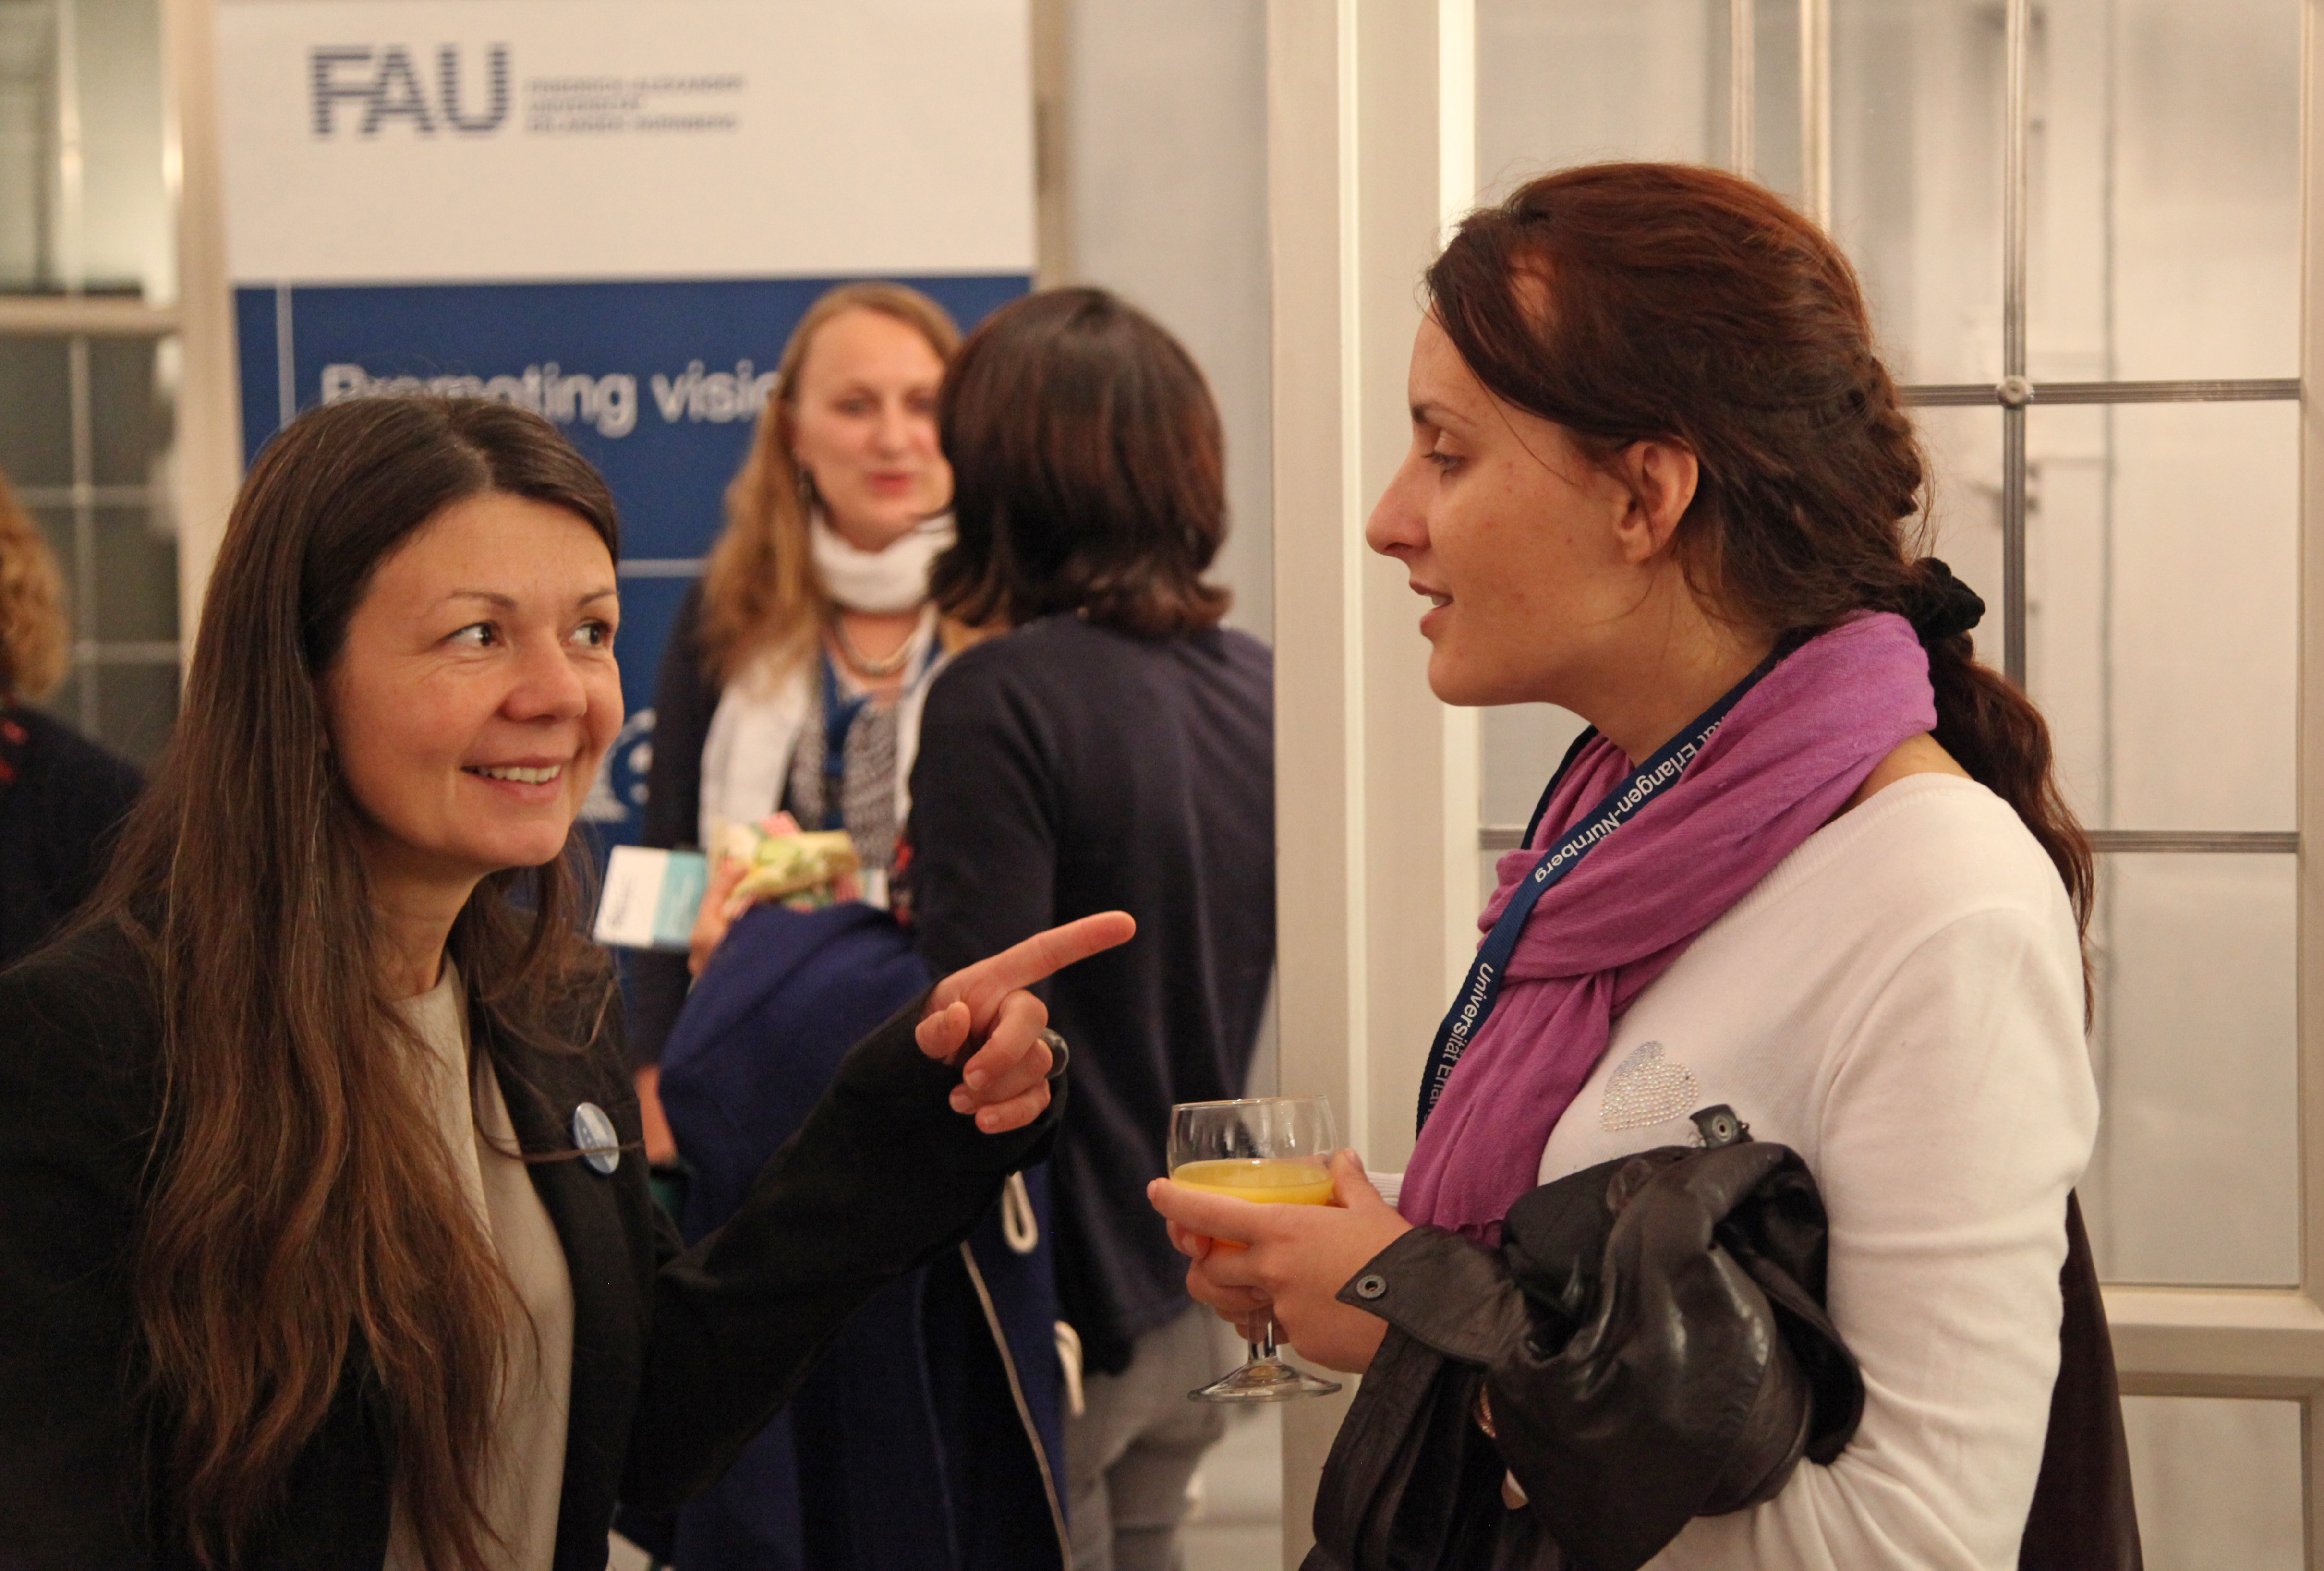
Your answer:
[905,616,1275,1375]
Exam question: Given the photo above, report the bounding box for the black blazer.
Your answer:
[0,918,1059,1570]
[631,580,721,1067]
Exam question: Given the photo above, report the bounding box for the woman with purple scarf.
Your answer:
[1149,163,2122,1571]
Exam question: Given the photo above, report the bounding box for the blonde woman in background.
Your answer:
[631,282,970,1155]
[0,466,141,967]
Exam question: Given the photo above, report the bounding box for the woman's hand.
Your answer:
[1147,1149,1412,1374]
[687,855,751,978]
[916,911,1136,1135]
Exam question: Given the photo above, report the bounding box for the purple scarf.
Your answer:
[1400,613,1938,1242]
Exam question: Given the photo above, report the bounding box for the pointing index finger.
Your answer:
[975,912,1136,998]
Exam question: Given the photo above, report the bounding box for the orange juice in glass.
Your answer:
[1167,1096,1343,1402]
[1171,1157,1338,1208]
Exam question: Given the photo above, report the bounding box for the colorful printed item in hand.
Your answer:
[714,812,863,910]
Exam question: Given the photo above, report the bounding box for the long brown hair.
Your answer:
[84,397,621,1568]
[932,286,1232,636]
[698,281,963,685]
[1428,162,2094,932]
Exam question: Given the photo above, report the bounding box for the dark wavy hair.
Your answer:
[932,286,1231,635]
[1430,162,2092,930]
[85,396,620,1568]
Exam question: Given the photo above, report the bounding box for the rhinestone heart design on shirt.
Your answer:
[1599,1040,1700,1132]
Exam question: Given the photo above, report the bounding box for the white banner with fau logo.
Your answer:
[216,0,1033,846]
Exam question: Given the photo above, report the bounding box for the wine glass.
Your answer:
[1167,1096,1344,1402]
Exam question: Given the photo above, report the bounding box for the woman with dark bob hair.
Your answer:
[908,286,1275,1571]
[0,395,1129,1571]
[1152,164,2130,1570]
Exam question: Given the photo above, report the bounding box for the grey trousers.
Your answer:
[1065,1305,1231,1571]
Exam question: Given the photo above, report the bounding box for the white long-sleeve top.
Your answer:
[1533,773,2096,1571]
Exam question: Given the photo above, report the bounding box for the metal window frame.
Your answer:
[1486,0,2302,863]
[1793,2,2324,1553]
[8,321,185,738]
[1481,11,2324,1542]
[2,0,184,745]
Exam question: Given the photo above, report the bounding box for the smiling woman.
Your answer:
[326,492,625,995]
[0,395,1131,1571]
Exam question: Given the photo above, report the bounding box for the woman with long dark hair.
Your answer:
[1151,164,2121,1569]
[0,395,1126,1571]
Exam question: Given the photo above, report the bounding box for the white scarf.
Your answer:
[694,606,946,909]
[811,511,955,613]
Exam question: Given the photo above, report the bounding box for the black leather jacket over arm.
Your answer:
[1307,1136,1864,1571]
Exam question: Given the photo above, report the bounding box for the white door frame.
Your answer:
[1266,0,1478,1559]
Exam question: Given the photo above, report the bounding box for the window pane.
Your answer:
[1475,0,1723,196]
[92,503,173,642]
[87,334,167,486]
[0,0,54,292]
[2080,853,2298,1286]
[1744,0,1802,205]
[2026,401,2295,832]
[92,656,174,765]
[72,0,171,301]
[2033,0,2300,381]
[1831,0,2006,384]
[26,498,73,617]
[1909,402,2006,666]
[0,335,72,485]
[0,0,171,298]
[2122,1397,2302,1571]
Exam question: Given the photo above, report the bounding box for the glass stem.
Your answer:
[1252,1314,1281,1366]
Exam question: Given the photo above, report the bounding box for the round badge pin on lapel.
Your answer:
[572,1102,620,1176]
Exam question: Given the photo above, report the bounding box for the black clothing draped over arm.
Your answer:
[0,920,1058,1570]
[906,617,1274,1375]
[630,580,721,1068]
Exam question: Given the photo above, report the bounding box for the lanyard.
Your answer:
[1416,659,1775,1134]
[816,636,943,833]
[817,652,871,832]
